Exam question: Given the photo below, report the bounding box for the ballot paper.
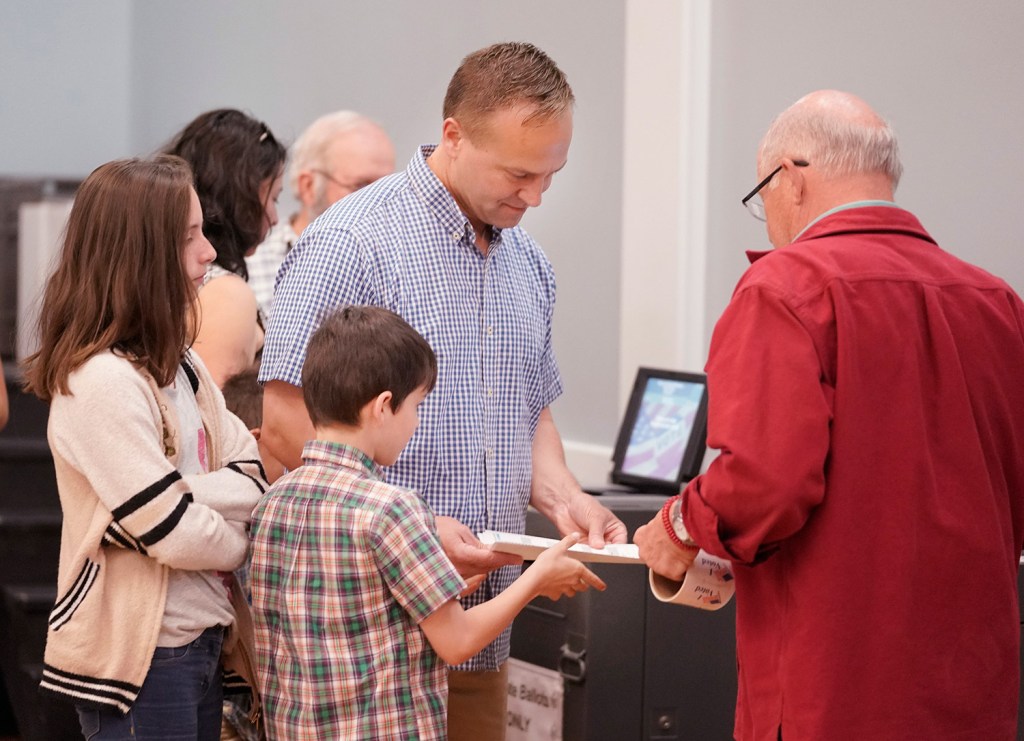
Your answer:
[478,530,642,564]
[479,530,736,610]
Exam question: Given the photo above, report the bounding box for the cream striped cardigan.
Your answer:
[39,349,267,715]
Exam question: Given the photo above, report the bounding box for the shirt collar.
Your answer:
[793,200,898,240]
[745,203,934,265]
[406,144,503,250]
[300,439,385,480]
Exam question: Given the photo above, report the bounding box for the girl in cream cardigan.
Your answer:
[22,155,268,740]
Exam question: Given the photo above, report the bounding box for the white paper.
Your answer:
[478,530,642,564]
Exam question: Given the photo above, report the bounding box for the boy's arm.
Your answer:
[419,534,605,666]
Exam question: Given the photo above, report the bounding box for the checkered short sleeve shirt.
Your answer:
[250,441,465,740]
[260,145,563,670]
[245,219,297,320]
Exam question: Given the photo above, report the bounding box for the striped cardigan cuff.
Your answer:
[226,458,268,494]
[40,664,141,716]
[223,668,253,695]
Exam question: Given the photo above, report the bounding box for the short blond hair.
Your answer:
[442,42,574,139]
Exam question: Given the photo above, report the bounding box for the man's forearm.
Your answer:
[529,408,578,515]
[530,407,628,546]
[261,380,315,471]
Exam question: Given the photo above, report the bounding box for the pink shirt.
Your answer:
[682,206,1024,740]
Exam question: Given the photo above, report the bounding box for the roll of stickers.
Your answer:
[648,550,735,611]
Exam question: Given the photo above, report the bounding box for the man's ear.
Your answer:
[782,158,807,206]
[296,170,317,208]
[439,117,466,158]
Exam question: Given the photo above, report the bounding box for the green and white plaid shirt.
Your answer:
[250,440,465,740]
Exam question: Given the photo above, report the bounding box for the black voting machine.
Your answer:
[509,369,739,739]
[510,494,738,740]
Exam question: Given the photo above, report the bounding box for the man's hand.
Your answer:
[634,514,699,581]
[541,489,628,549]
[531,408,628,548]
[436,516,522,578]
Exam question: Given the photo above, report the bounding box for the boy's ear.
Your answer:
[249,427,261,441]
[369,390,394,420]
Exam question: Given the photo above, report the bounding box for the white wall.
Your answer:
[705,1,1024,342]
[128,0,627,463]
[0,1,133,176]
[1,0,627,470]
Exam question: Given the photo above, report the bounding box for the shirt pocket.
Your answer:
[49,558,100,631]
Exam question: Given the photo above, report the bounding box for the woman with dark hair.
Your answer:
[165,108,287,387]
[22,155,267,740]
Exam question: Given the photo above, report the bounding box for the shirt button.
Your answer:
[487,388,493,397]
[486,326,494,336]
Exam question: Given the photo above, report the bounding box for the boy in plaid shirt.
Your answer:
[249,306,604,739]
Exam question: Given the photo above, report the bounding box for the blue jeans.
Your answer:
[76,625,225,740]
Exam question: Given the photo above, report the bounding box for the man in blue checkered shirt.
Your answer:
[259,41,627,740]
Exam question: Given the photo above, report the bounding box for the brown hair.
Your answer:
[301,306,437,427]
[442,41,574,139]
[23,155,197,401]
[163,108,286,280]
[222,363,264,430]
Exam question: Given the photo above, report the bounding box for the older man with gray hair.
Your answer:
[636,90,1024,740]
[245,110,395,317]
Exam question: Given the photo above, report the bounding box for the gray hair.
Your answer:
[759,93,903,190]
[288,110,375,197]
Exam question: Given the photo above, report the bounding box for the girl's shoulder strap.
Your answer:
[179,353,200,396]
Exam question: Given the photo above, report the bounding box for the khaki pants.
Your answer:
[447,663,508,741]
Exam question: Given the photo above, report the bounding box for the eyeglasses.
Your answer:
[741,160,809,221]
[311,169,373,194]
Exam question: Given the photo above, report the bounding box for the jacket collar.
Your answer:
[746,205,936,265]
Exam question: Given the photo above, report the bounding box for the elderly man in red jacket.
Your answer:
[635,89,1024,741]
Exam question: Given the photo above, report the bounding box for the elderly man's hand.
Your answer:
[634,514,699,582]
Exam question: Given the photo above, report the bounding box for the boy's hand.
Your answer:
[529,533,607,601]
[436,516,522,577]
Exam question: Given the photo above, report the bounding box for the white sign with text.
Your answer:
[506,658,563,740]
